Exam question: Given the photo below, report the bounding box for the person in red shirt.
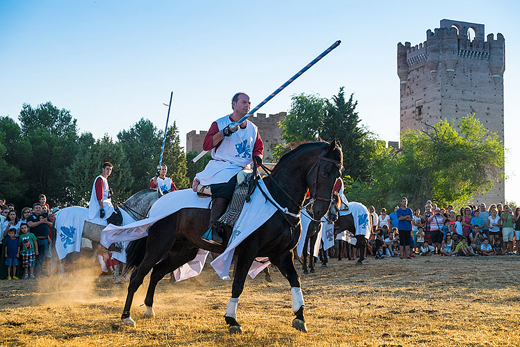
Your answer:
[150,165,178,194]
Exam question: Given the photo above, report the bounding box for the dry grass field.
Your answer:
[0,254,519,347]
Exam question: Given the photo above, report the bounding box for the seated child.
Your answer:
[455,237,475,256]
[415,226,425,252]
[420,240,435,256]
[493,238,503,255]
[480,238,494,256]
[440,233,456,256]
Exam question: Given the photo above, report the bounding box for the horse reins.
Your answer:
[256,155,343,224]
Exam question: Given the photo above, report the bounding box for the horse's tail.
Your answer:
[125,237,148,273]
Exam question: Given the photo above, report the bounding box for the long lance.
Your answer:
[192,39,341,163]
[158,91,174,170]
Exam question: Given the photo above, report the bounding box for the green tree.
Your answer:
[0,117,27,206]
[349,115,504,210]
[17,102,79,206]
[118,118,162,193]
[69,134,133,206]
[160,122,189,188]
[278,88,378,183]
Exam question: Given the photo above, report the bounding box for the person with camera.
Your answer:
[89,162,123,226]
[26,203,52,277]
[150,164,178,195]
[428,208,445,255]
[194,92,264,245]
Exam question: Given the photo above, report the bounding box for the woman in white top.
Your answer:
[487,204,501,245]
[2,210,21,239]
[378,208,390,230]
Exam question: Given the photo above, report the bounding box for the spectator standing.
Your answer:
[500,205,514,255]
[396,197,413,259]
[19,223,38,279]
[470,211,485,235]
[479,203,490,238]
[415,226,425,250]
[26,203,52,277]
[428,208,444,254]
[412,208,422,253]
[454,215,464,240]
[368,206,378,234]
[514,207,520,256]
[462,207,473,242]
[422,204,433,245]
[4,228,20,280]
[2,210,20,238]
[487,205,501,246]
[388,206,399,233]
[19,207,32,224]
[378,208,390,230]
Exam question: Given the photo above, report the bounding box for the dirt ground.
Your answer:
[0,254,519,346]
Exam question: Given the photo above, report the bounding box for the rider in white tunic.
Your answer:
[195,93,264,245]
[150,164,178,194]
[89,162,122,226]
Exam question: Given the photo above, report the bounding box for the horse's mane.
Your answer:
[274,141,342,171]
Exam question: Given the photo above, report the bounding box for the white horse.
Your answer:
[53,189,161,278]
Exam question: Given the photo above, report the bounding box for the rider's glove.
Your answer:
[253,155,263,167]
[221,122,238,137]
[100,208,105,219]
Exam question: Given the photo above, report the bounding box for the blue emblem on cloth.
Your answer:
[60,226,76,248]
[235,140,252,159]
[229,229,242,244]
[358,214,369,230]
[325,227,334,242]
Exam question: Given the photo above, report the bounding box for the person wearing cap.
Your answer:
[428,207,444,254]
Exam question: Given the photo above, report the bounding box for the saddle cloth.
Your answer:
[101,181,279,281]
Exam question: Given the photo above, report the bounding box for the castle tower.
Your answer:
[397,19,505,205]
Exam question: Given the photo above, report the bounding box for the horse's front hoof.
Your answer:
[143,306,155,318]
[229,325,243,334]
[292,318,308,332]
[122,317,136,328]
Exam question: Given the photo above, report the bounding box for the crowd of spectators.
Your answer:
[364,200,519,259]
[0,195,57,280]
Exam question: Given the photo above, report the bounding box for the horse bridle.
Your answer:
[257,154,343,223]
[302,156,344,214]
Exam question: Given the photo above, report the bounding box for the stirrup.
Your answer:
[202,227,223,246]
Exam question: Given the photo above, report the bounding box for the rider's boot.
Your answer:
[202,197,228,246]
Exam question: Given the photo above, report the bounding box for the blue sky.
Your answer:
[1,0,519,201]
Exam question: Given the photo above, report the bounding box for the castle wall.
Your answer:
[397,19,506,205]
[185,112,286,161]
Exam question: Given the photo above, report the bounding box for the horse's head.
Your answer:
[326,192,340,223]
[306,139,343,221]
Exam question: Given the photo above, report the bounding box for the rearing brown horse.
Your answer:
[122,140,343,333]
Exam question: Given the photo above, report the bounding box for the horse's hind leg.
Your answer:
[121,215,177,327]
[142,242,199,319]
[271,250,307,333]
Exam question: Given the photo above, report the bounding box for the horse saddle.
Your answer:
[82,220,106,243]
[195,168,253,197]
